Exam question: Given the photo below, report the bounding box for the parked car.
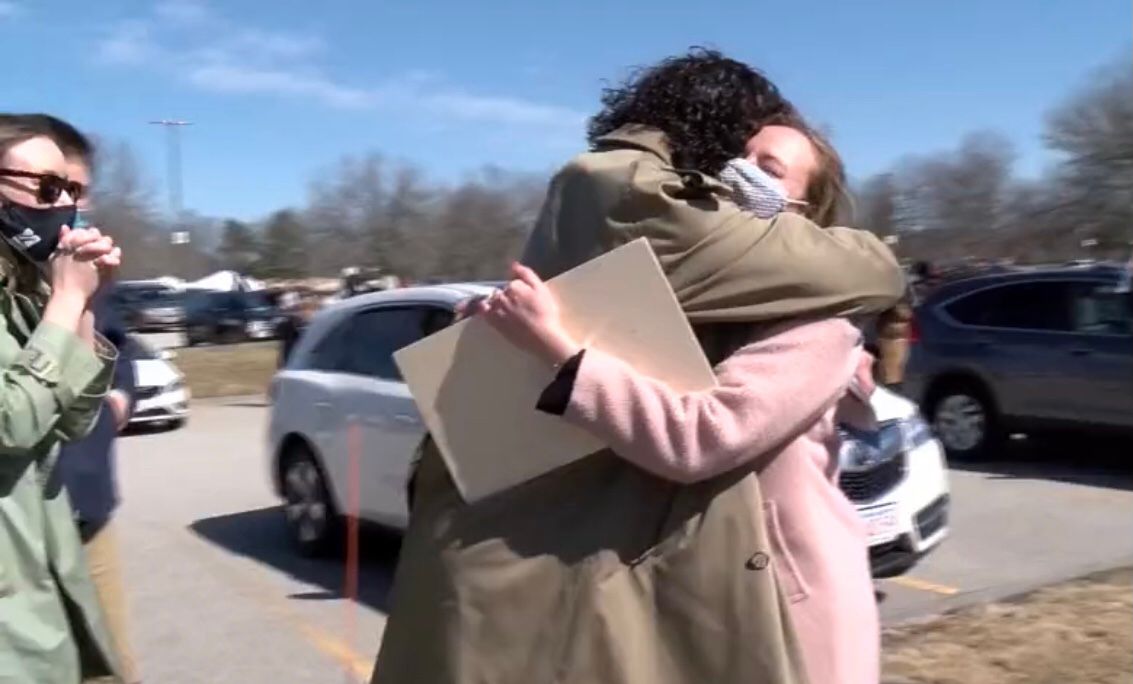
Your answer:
[838,387,950,578]
[904,263,1133,459]
[126,335,190,429]
[111,282,185,332]
[184,289,282,346]
[268,284,951,577]
[268,284,485,553]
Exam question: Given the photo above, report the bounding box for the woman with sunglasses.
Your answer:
[0,115,125,683]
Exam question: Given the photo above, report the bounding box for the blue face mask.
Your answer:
[719,158,804,218]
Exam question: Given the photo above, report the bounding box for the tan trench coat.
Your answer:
[372,125,904,684]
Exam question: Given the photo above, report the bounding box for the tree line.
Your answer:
[854,61,1131,264]
[90,58,1131,282]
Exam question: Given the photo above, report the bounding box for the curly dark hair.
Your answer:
[588,48,798,175]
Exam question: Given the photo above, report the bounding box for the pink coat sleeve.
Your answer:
[562,318,863,483]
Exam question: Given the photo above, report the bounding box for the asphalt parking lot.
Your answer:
[113,398,1133,683]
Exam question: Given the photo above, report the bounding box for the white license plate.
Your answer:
[860,502,901,545]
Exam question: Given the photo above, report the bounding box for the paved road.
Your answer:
[114,399,1133,682]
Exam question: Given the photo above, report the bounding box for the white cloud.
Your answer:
[185,63,374,109]
[228,28,324,61]
[153,0,211,26]
[94,20,155,65]
[419,91,585,128]
[92,1,584,130]
[0,1,20,19]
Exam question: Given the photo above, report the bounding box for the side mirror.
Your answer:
[159,349,177,361]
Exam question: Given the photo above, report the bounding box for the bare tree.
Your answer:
[853,172,901,237]
[217,219,261,275]
[172,211,223,279]
[303,154,385,275]
[426,169,546,282]
[1043,62,1133,257]
[378,166,438,278]
[901,131,1016,238]
[258,210,310,278]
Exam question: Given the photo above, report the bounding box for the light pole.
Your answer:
[149,119,193,274]
[148,118,192,242]
[149,119,191,218]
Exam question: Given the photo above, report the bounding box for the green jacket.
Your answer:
[372,126,904,683]
[0,250,122,684]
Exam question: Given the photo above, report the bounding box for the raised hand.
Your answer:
[50,226,105,303]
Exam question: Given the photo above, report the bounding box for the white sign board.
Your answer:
[394,238,716,502]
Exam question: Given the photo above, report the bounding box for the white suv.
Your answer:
[269,286,951,576]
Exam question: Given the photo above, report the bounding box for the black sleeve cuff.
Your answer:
[535,350,586,416]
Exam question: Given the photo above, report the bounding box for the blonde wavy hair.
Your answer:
[794,123,851,227]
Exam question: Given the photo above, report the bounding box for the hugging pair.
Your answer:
[375,49,905,684]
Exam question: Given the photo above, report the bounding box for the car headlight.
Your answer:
[839,434,878,470]
[899,414,935,451]
[164,378,185,394]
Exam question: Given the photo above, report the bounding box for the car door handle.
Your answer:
[393,414,420,426]
[1070,348,1093,357]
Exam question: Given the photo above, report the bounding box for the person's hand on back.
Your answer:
[480,263,580,367]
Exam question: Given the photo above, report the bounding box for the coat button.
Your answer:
[746,552,770,571]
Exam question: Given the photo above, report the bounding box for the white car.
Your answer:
[838,387,950,577]
[269,286,951,572]
[128,336,190,429]
[268,284,494,554]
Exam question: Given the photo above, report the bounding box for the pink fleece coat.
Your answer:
[560,318,879,684]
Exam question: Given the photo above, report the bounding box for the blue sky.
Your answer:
[2,0,1129,220]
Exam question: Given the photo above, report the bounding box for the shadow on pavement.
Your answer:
[949,431,1133,492]
[121,421,183,437]
[190,506,400,613]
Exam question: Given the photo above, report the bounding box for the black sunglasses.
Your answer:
[0,168,86,205]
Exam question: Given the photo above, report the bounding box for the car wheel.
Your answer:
[927,381,998,459]
[280,443,341,557]
[871,553,920,579]
[186,326,204,346]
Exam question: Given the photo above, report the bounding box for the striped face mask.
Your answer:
[719,158,807,218]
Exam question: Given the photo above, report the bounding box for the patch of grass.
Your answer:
[883,568,1133,684]
[174,342,278,398]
